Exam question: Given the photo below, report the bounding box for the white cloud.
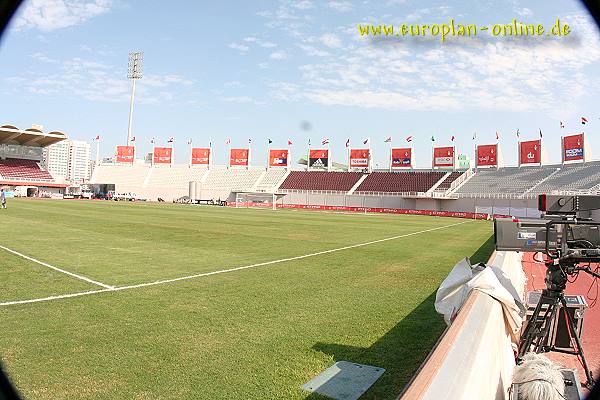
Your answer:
[228,42,250,53]
[13,0,112,31]
[516,7,533,17]
[260,41,278,48]
[269,13,600,114]
[3,56,194,104]
[327,1,353,12]
[270,51,288,60]
[292,0,314,10]
[320,33,343,48]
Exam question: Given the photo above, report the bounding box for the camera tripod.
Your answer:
[518,263,600,388]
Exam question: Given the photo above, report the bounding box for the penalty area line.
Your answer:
[0,245,115,290]
[0,220,469,307]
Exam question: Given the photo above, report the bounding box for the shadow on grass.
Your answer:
[305,234,495,400]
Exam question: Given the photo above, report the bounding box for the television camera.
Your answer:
[495,194,600,388]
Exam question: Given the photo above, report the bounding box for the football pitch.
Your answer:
[0,199,494,400]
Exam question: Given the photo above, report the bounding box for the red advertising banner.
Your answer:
[433,146,454,167]
[309,149,329,168]
[191,148,210,165]
[230,148,249,166]
[349,149,370,168]
[391,148,412,168]
[116,145,135,163]
[228,203,495,220]
[477,144,498,167]
[563,133,584,162]
[269,149,288,167]
[519,140,541,165]
[153,147,172,164]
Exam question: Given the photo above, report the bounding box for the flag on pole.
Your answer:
[167,137,174,143]
[322,138,330,145]
[539,128,543,138]
[560,121,565,129]
[268,138,273,144]
[131,136,136,142]
[430,135,435,142]
[150,138,155,144]
[248,138,252,144]
[384,137,392,143]
[225,138,231,144]
[406,135,413,143]
[95,135,101,141]
[187,138,192,145]
[472,132,477,140]
[308,139,311,146]
[287,139,293,145]
[451,135,455,142]
[363,138,369,145]
[516,129,520,138]
[345,139,350,148]
[581,117,588,125]
[495,131,500,140]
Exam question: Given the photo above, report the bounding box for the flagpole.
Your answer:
[267,140,270,171]
[151,139,155,167]
[248,140,251,170]
[347,141,350,172]
[228,141,231,169]
[389,139,392,172]
[189,139,193,168]
[287,141,291,172]
[308,140,311,171]
[327,141,331,172]
[368,137,372,172]
[209,140,213,170]
[95,137,100,165]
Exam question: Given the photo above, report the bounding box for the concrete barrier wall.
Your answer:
[398,251,525,400]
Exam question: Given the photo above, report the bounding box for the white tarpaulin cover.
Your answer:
[435,258,526,337]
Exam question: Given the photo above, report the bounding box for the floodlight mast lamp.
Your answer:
[126,51,143,146]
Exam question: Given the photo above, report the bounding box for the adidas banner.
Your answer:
[309,149,329,169]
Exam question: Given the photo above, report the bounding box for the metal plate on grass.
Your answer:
[301,361,385,400]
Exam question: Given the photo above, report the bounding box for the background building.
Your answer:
[43,139,91,184]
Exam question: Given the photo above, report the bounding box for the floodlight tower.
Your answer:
[126,51,143,146]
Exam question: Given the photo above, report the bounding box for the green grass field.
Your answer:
[0,198,494,400]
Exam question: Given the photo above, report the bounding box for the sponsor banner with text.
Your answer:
[476,144,498,167]
[433,146,455,168]
[153,147,172,164]
[349,149,370,168]
[391,148,412,168]
[230,148,249,166]
[116,145,135,163]
[519,139,541,165]
[562,133,584,162]
[309,149,329,169]
[191,148,210,165]
[269,149,289,167]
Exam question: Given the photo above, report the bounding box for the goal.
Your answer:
[234,192,278,210]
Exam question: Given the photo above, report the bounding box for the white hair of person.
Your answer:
[513,353,565,400]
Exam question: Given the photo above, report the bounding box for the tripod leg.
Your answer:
[560,296,595,387]
[520,295,556,356]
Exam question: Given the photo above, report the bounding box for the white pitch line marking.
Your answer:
[0,220,469,307]
[0,245,115,290]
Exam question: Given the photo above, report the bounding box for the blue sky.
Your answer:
[1,0,599,168]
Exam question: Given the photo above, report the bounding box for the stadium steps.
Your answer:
[274,170,290,191]
[251,170,267,191]
[522,168,560,195]
[448,169,474,193]
[347,174,368,195]
[428,172,451,193]
[142,167,153,187]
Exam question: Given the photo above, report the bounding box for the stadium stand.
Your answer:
[279,171,363,192]
[0,158,54,181]
[254,169,288,192]
[455,167,555,195]
[530,161,600,194]
[435,171,463,190]
[201,167,265,190]
[355,171,447,193]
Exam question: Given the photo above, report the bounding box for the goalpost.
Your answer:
[234,192,278,210]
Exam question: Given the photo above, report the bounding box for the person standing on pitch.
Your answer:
[0,188,6,209]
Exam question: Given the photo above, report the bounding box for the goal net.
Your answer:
[234,192,278,210]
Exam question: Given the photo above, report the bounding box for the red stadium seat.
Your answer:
[0,158,54,181]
